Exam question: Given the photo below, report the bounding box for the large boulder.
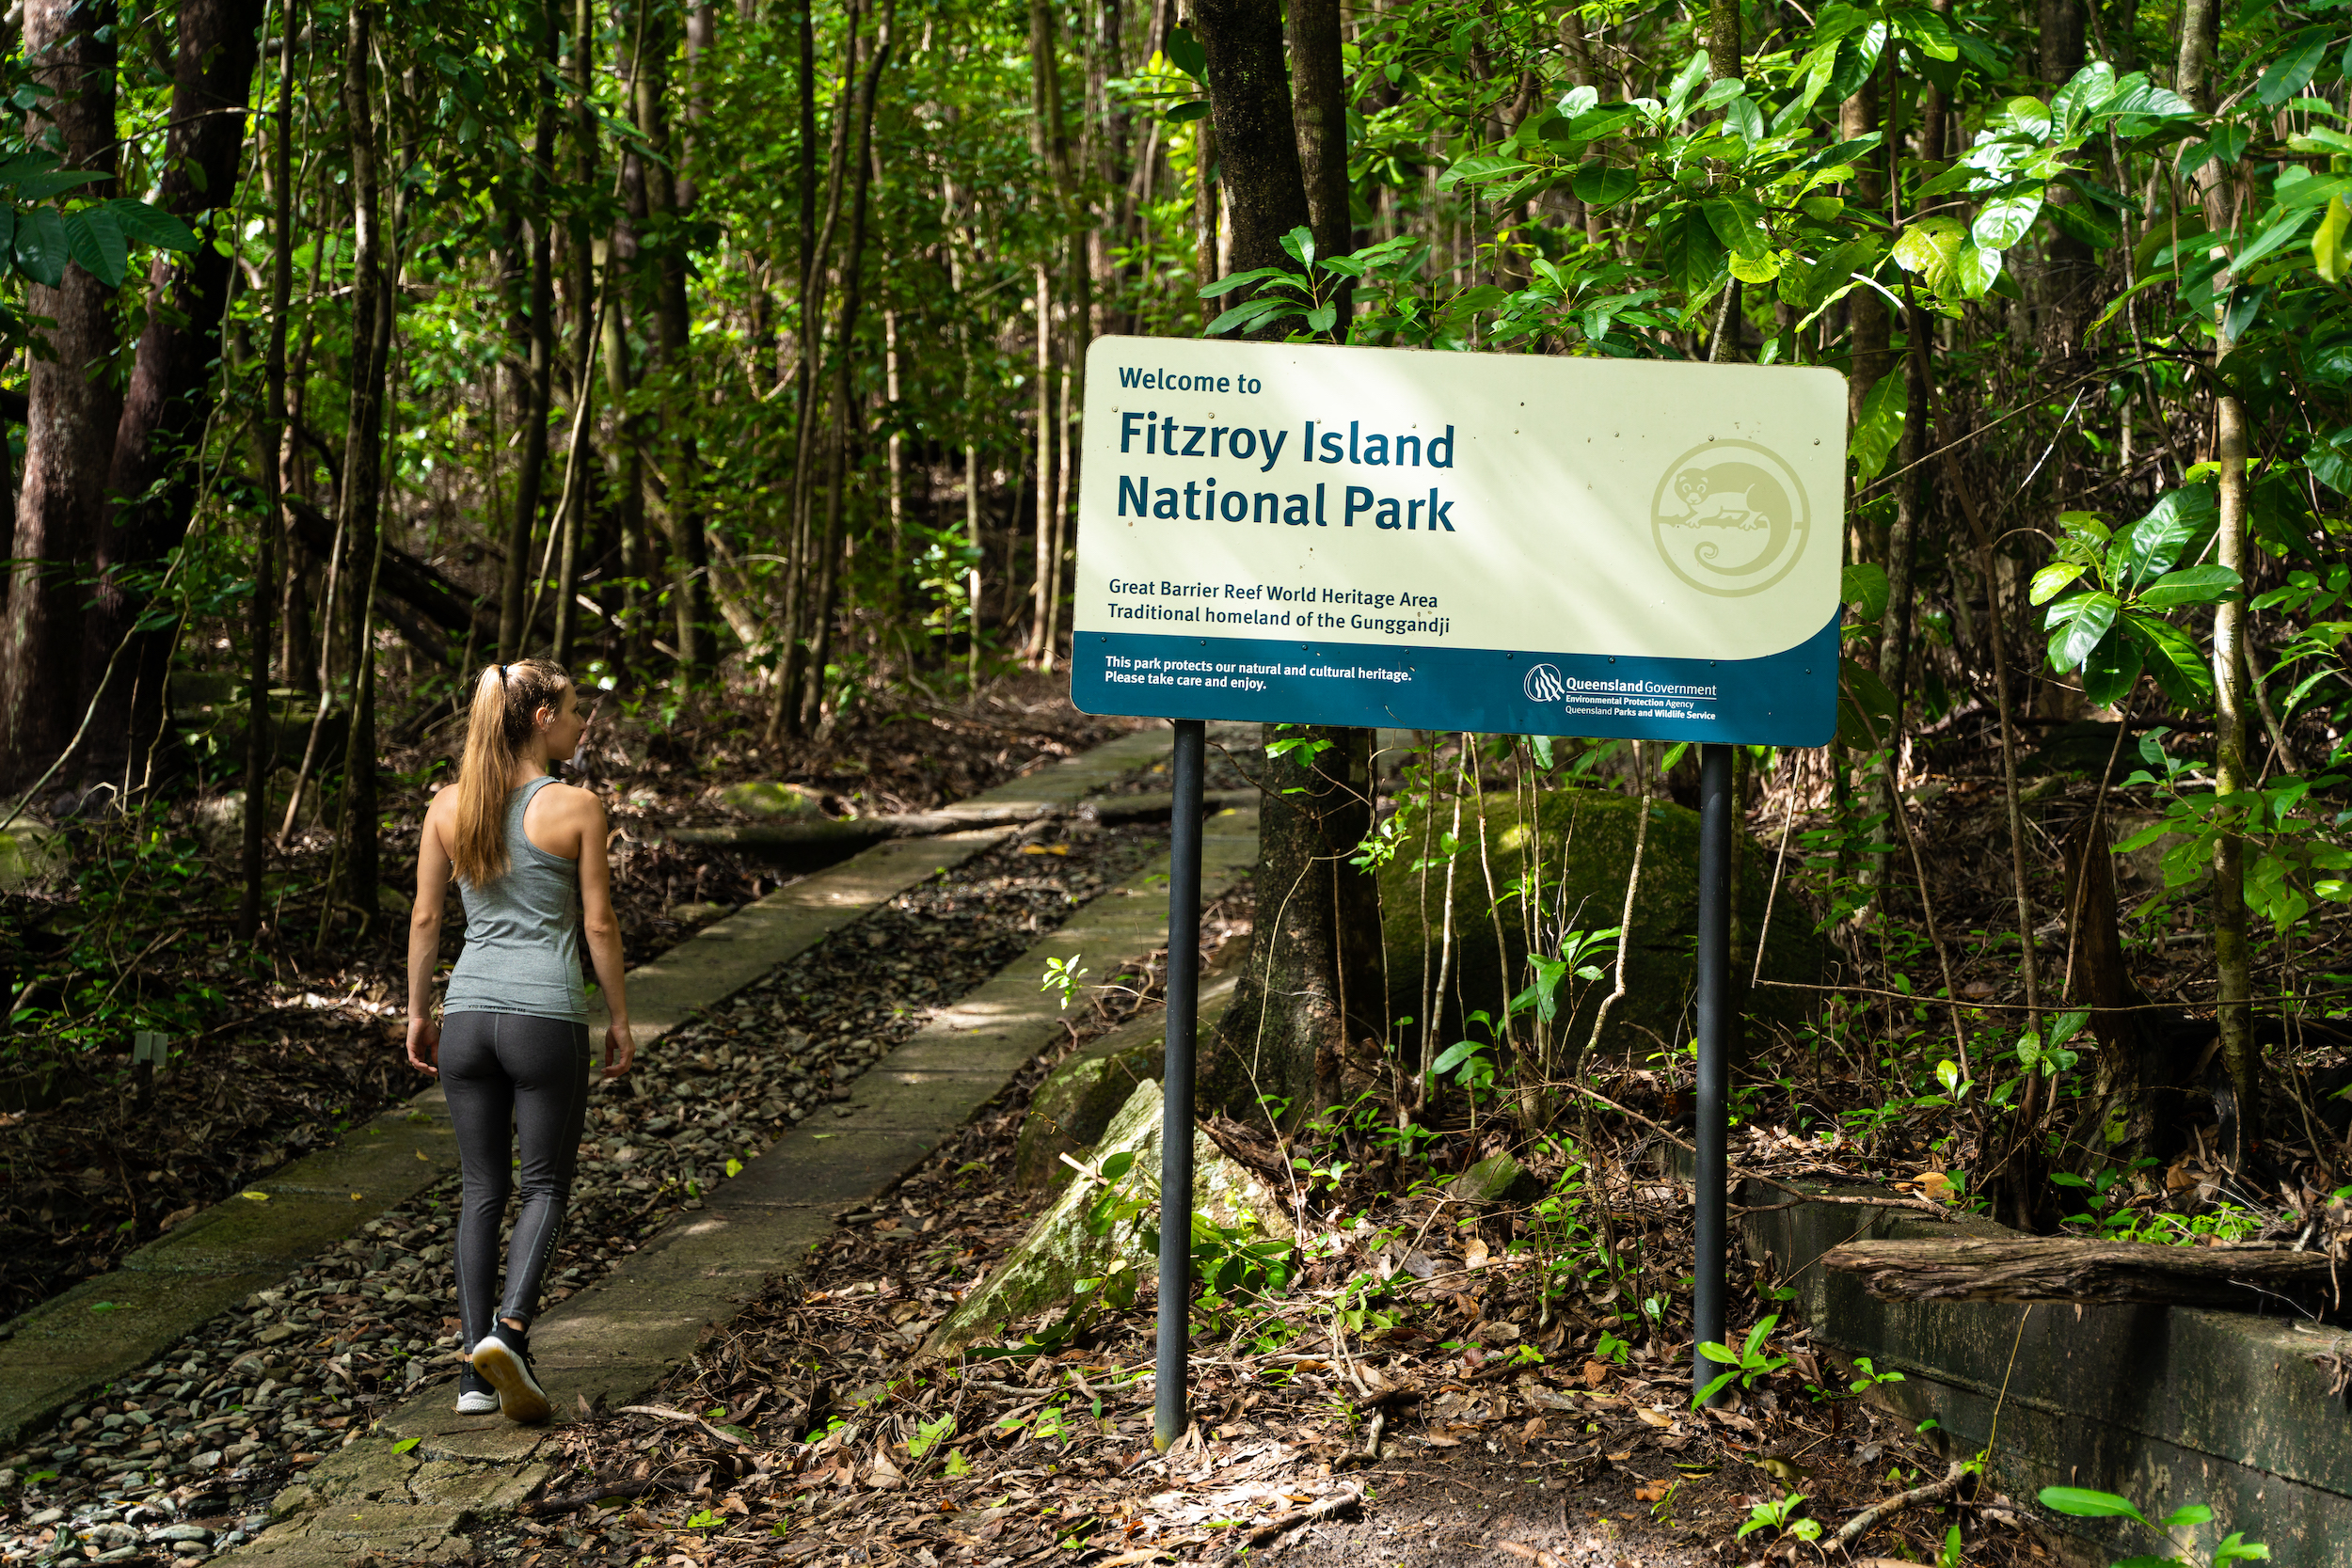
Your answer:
[924,1078,1292,1358]
[1011,973,1240,1191]
[1378,786,1822,1063]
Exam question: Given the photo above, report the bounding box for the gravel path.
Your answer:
[0,814,1172,1565]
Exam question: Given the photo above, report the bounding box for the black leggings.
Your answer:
[439,1011,590,1350]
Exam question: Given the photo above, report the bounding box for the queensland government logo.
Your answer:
[1650,439,1811,598]
[1523,663,1565,704]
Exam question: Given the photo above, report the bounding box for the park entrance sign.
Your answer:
[1068,336,1848,1448]
[1071,336,1847,747]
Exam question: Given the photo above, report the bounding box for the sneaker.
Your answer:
[469,1327,550,1425]
[455,1366,498,1416]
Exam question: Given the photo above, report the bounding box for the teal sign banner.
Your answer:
[1069,337,1848,745]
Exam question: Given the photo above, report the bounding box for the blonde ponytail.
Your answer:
[451,658,572,885]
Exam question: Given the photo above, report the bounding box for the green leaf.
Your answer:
[1664,51,1709,119]
[1572,163,1639,209]
[2120,613,2214,704]
[1837,657,1900,749]
[1889,5,1960,60]
[2048,591,2121,671]
[2079,628,2141,708]
[2258,36,2329,109]
[1951,239,2004,297]
[1722,97,1764,143]
[2275,173,2352,209]
[8,166,105,200]
[1892,215,1966,296]
[1704,193,1770,260]
[2029,562,2087,605]
[1437,154,1535,192]
[2234,204,2319,269]
[15,207,66,287]
[1851,366,1908,483]
[2137,563,2240,609]
[107,197,198,251]
[392,1436,421,1454]
[1972,190,2043,249]
[1164,24,1206,81]
[1842,562,1890,621]
[2317,198,2352,284]
[62,205,127,288]
[2036,1488,2148,1526]
[1661,204,1728,302]
[2113,483,2217,586]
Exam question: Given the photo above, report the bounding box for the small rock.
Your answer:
[665,901,734,927]
[150,1526,212,1544]
[28,1510,65,1528]
[1447,1153,1541,1205]
[254,1324,296,1346]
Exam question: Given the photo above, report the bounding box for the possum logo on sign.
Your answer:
[1650,440,1811,598]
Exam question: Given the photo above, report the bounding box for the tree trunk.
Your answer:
[86,0,262,791]
[1191,0,1311,277]
[2036,0,2095,359]
[1188,0,1377,1127]
[2178,0,2257,1164]
[554,0,599,667]
[1706,0,1740,81]
[0,0,118,793]
[1026,262,1054,665]
[797,0,893,733]
[633,2,713,674]
[1284,0,1348,262]
[497,0,561,663]
[244,0,297,942]
[334,0,389,924]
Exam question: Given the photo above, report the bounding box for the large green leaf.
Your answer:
[64,204,129,288]
[2047,591,2121,671]
[2258,35,2329,108]
[2036,1489,2147,1525]
[14,206,65,287]
[1572,163,1639,209]
[106,198,198,252]
[1851,366,1907,483]
[2079,628,2142,708]
[1972,190,2043,249]
[1842,562,1890,622]
[1703,194,1770,260]
[1438,153,1535,191]
[2112,483,2217,586]
[2137,563,2240,610]
[1892,215,1965,296]
[1660,204,1727,302]
[1837,657,1900,749]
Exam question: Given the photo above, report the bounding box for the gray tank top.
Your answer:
[443,773,589,1024]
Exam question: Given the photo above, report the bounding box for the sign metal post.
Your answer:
[1155,719,1205,1449]
[1069,337,1845,1440]
[1692,742,1732,1403]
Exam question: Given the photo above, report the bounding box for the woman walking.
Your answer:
[405,659,635,1423]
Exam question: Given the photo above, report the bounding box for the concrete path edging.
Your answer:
[228,801,1260,1565]
[1696,1156,2352,1564]
[0,722,1184,1450]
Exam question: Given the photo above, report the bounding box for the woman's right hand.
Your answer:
[603,1022,636,1080]
[405,1015,441,1076]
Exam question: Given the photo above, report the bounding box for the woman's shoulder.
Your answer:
[538,779,607,820]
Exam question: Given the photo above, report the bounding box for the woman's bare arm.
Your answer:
[575,790,634,1077]
[406,796,454,1073]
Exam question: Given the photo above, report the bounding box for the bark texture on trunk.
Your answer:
[496,0,561,662]
[1283,0,1347,261]
[1191,0,1311,278]
[86,0,263,789]
[335,0,389,921]
[0,0,118,792]
[797,0,894,731]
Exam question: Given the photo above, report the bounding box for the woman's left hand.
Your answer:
[405,1015,441,1075]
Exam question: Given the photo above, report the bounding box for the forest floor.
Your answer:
[423,1051,2060,1568]
[0,673,1137,1321]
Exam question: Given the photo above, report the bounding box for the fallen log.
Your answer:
[667,788,1259,852]
[283,495,499,649]
[1822,1236,2336,1307]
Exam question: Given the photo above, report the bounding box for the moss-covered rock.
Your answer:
[924,1078,1291,1359]
[720,781,826,817]
[1011,974,1240,1191]
[0,821,67,892]
[1378,786,1822,1063]
[1447,1152,1540,1205]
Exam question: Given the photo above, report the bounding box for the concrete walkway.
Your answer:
[230,800,1260,1564]
[0,723,1184,1450]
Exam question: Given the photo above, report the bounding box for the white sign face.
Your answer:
[1069,336,1846,744]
